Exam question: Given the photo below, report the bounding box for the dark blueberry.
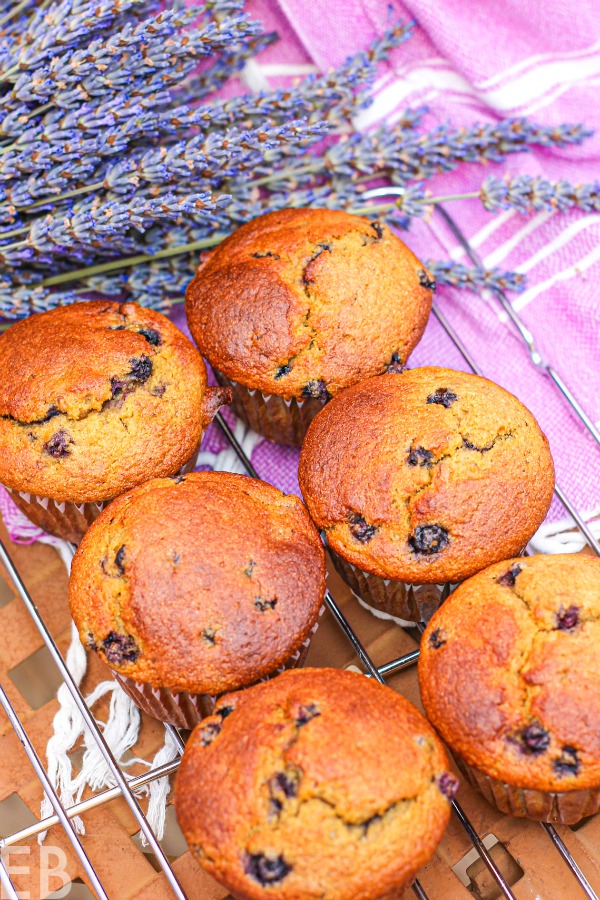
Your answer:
[129,356,153,382]
[172,551,181,565]
[497,565,522,587]
[44,405,60,421]
[43,430,72,458]
[518,722,550,755]
[437,773,459,800]
[110,377,128,397]
[348,512,377,543]
[251,251,280,259]
[270,770,299,799]
[428,629,446,650]
[269,796,283,816]
[556,605,580,631]
[114,545,126,575]
[370,221,384,240]
[86,632,97,651]
[418,269,436,291]
[301,380,331,403]
[255,596,277,612]
[202,628,216,645]
[296,703,320,726]
[387,352,405,374]
[138,328,161,346]
[150,384,166,397]
[245,560,256,577]
[217,705,234,720]
[199,722,221,746]
[427,388,457,408]
[407,446,433,467]
[408,525,449,555]
[102,632,139,665]
[245,853,291,886]
[274,364,291,380]
[553,746,580,777]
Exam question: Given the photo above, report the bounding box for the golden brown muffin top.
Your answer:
[185,208,433,400]
[69,472,326,694]
[0,301,226,503]
[419,554,600,792]
[176,667,456,900]
[299,368,555,583]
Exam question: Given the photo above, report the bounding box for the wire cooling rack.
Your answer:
[0,202,599,900]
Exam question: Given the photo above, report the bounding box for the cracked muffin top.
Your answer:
[185,208,433,400]
[419,554,600,792]
[69,472,326,694]
[175,667,456,900]
[299,367,555,583]
[0,300,229,503]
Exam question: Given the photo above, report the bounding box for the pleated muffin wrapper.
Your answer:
[113,607,324,729]
[213,369,327,447]
[454,756,600,825]
[4,444,201,545]
[328,546,452,627]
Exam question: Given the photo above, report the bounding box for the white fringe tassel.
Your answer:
[529,508,600,554]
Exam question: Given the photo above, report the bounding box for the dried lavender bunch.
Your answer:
[427,260,527,295]
[354,175,600,221]
[249,118,591,188]
[479,175,600,213]
[0,0,594,318]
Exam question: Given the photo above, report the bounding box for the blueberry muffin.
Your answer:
[176,667,457,899]
[299,368,555,624]
[419,554,600,823]
[0,300,230,542]
[69,472,326,728]
[185,208,434,445]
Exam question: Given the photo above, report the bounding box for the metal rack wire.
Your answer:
[0,202,598,899]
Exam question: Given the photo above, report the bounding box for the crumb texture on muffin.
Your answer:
[175,667,455,900]
[185,208,433,399]
[0,301,214,502]
[299,368,555,583]
[419,554,600,791]
[69,472,326,694]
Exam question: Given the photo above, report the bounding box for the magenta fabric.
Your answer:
[237,0,600,526]
[3,0,599,543]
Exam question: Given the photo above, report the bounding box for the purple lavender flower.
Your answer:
[480,175,600,214]
[427,260,527,294]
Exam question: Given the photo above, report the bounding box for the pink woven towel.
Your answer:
[241,0,600,526]
[3,0,599,546]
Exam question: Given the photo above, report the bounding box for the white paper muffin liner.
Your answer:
[113,605,325,729]
[4,444,201,545]
[455,756,600,824]
[328,547,452,625]
[213,369,327,446]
